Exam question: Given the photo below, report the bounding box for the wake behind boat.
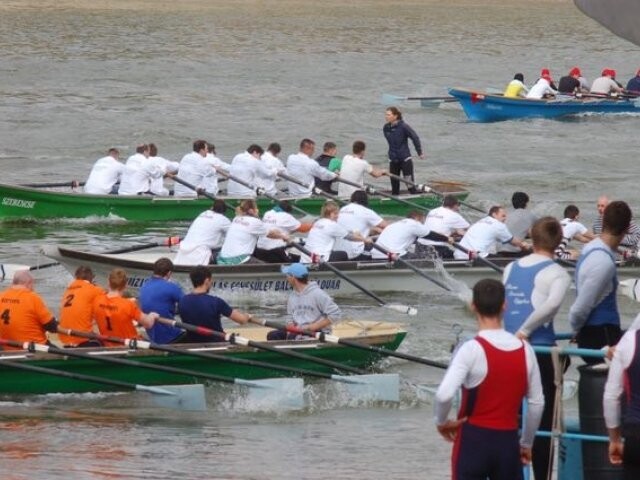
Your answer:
[449,87,640,122]
[0,182,468,222]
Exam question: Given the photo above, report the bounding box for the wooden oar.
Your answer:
[59,327,397,400]
[1,338,304,409]
[0,352,206,411]
[252,318,449,370]
[172,176,234,210]
[215,168,310,216]
[288,242,418,315]
[385,172,485,214]
[20,180,84,189]
[157,318,399,402]
[276,171,346,205]
[381,93,458,106]
[369,243,453,292]
[333,177,429,211]
[451,242,504,274]
[2,237,182,276]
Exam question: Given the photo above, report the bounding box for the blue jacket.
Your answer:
[627,76,640,93]
[383,120,422,163]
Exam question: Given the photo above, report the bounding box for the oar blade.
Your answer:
[384,303,418,316]
[332,373,400,402]
[236,377,305,410]
[145,384,208,412]
[381,93,406,105]
[1,264,31,281]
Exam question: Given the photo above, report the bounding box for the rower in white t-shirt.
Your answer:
[334,190,389,260]
[84,148,124,195]
[416,195,469,258]
[118,144,166,196]
[256,143,286,196]
[301,201,370,263]
[454,206,530,260]
[217,199,290,265]
[255,201,312,263]
[336,140,386,199]
[555,204,596,259]
[286,138,336,197]
[227,144,278,197]
[372,211,451,260]
[148,143,179,196]
[174,200,231,265]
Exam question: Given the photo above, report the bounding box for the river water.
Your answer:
[1,0,639,478]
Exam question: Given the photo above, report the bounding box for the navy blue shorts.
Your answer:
[453,423,523,480]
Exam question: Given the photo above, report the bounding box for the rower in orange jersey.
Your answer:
[92,268,158,346]
[0,270,57,350]
[58,266,105,347]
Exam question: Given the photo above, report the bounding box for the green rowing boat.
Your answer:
[0,182,469,222]
[0,321,406,395]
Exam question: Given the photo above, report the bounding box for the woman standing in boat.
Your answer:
[383,106,423,195]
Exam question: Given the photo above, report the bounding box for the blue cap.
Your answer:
[281,263,309,279]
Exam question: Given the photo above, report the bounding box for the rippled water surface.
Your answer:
[1,0,639,478]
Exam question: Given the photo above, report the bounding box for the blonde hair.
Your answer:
[320,200,339,218]
[236,199,257,217]
[108,268,128,291]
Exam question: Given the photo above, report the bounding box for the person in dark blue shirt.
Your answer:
[177,266,251,343]
[139,257,184,344]
[626,69,640,93]
[383,106,423,195]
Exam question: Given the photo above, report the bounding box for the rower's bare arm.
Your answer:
[139,311,159,328]
[229,309,251,325]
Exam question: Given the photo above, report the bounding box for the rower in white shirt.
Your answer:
[148,143,179,196]
[526,73,557,100]
[256,142,286,196]
[334,190,389,260]
[217,199,290,265]
[174,200,231,265]
[254,201,312,263]
[302,200,370,263]
[286,138,337,197]
[337,141,386,199]
[555,204,596,260]
[226,144,278,197]
[372,211,450,260]
[454,206,529,260]
[118,144,166,196]
[173,140,218,198]
[84,148,123,195]
[416,195,470,259]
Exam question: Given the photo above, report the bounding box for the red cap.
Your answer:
[569,67,581,77]
[602,68,611,76]
[610,69,617,78]
[542,74,552,82]
[541,68,551,76]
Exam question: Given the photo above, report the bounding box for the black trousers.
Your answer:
[389,159,416,195]
[576,324,622,365]
[254,247,298,264]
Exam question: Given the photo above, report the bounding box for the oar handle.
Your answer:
[277,172,345,205]
[452,243,504,273]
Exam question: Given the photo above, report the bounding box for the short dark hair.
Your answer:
[511,191,529,209]
[277,200,293,213]
[323,142,336,152]
[135,144,149,154]
[193,140,207,153]
[443,195,460,208]
[531,217,562,252]
[386,106,402,120]
[473,279,505,317]
[149,143,158,157]
[247,144,264,156]
[563,204,580,219]
[514,73,524,82]
[212,199,227,214]
[603,200,632,236]
[352,140,366,155]
[108,148,119,157]
[350,190,368,206]
[189,266,212,288]
[407,210,425,222]
[207,142,216,155]
[300,138,315,150]
[267,142,281,155]
[74,265,94,281]
[153,257,174,276]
